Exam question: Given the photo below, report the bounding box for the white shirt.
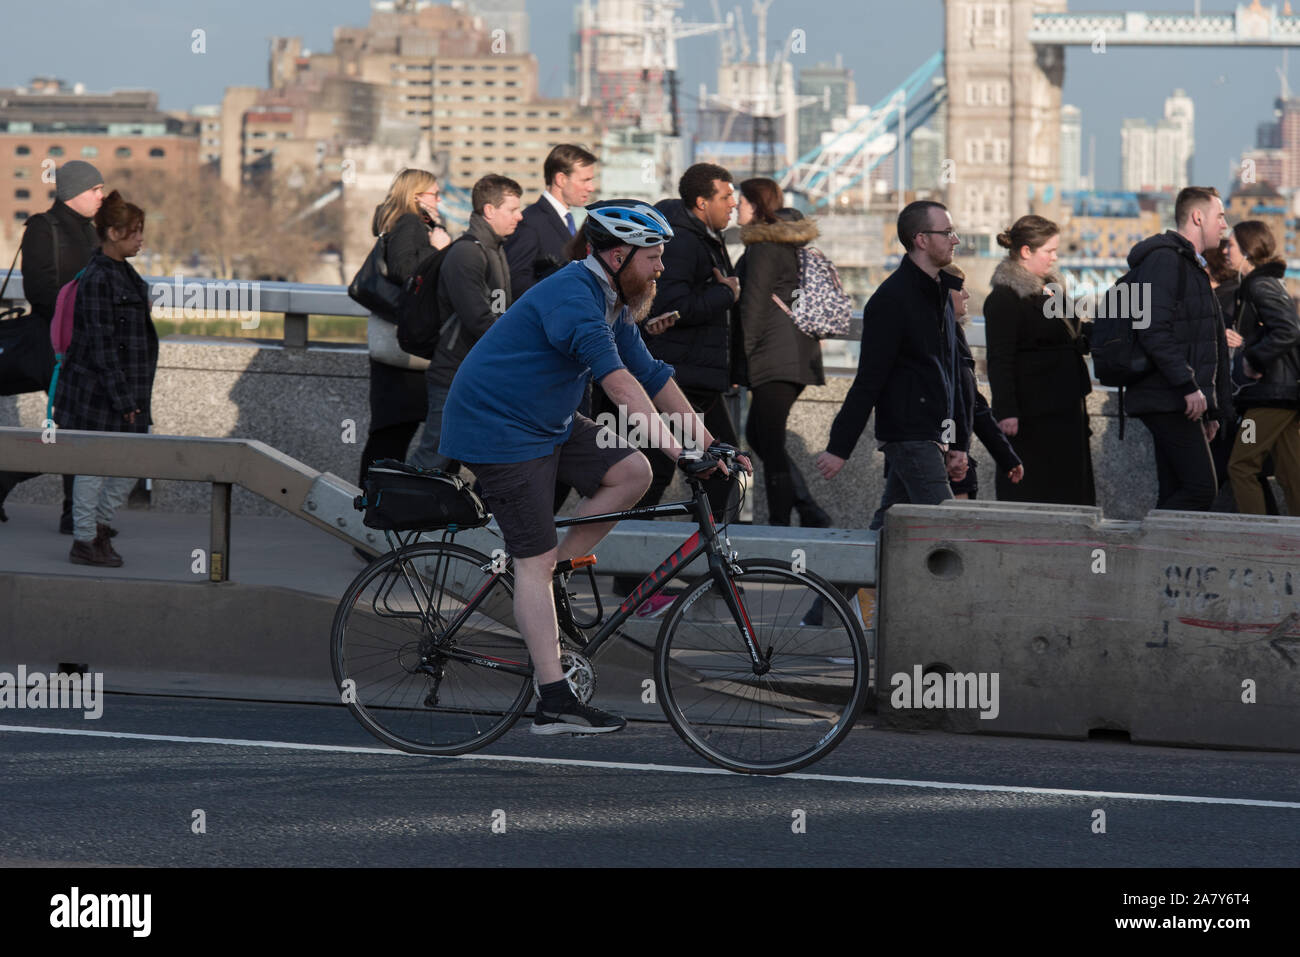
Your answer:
[542,189,569,223]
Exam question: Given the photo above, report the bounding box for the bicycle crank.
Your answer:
[533,649,596,704]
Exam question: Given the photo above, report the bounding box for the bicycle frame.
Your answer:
[419,473,766,679]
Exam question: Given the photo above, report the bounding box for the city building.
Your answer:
[796,61,856,160]
[910,125,944,194]
[1120,90,1195,194]
[0,78,201,248]
[1060,104,1082,193]
[1058,191,1162,260]
[1228,181,1293,257]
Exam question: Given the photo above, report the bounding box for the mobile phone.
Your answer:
[641,310,680,329]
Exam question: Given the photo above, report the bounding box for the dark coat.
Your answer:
[20,201,99,322]
[984,257,1091,421]
[826,254,962,457]
[646,198,745,393]
[53,251,158,433]
[366,208,437,433]
[384,210,441,285]
[429,212,512,388]
[1233,260,1299,409]
[504,194,572,297]
[955,320,1021,473]
[735,212,825,389]
[1123,230,1229,419]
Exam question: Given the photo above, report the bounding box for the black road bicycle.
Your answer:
[331,446,868,775]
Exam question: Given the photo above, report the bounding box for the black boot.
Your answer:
[764,472,796,526]
[789,462,832,528]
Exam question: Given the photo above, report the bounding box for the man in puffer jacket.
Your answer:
[1123,186,1231,511]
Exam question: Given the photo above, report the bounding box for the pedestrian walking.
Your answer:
[1224,219,1300,514]
[734,176,831,526]
[50,190,157,567]
[0,160,104,529]
[984,214,1095,505]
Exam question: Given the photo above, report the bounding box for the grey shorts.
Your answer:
[467,414,638,560]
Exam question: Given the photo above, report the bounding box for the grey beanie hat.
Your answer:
[55,160,104,202]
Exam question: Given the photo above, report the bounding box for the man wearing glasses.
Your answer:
[816,201,966,529]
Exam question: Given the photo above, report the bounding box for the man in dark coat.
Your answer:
[504,144,597,297]
[408,175,521,473]
[0,160,103,529]
[636,163,743,516]
[816,201,965,529]
[1124,186,1231,511]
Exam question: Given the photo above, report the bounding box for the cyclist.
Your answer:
[438,199,752,735]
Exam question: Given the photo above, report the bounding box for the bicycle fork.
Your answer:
[705,534,770,676]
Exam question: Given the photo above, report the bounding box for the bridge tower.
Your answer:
[945,0,1066,252]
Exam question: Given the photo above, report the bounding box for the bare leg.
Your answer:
[555,452,652,561]
[513,549,564,684]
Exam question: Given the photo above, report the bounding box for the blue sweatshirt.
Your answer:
[439,257,675,464]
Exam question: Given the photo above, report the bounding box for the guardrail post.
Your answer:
[283,312,309,349]
[211,482,231,582]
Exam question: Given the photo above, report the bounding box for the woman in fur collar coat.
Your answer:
[984,215,1095,506]
[735,178,831,527]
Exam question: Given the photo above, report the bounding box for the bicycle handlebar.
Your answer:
[676,442,742,478]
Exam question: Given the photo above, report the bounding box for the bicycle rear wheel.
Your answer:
[331,541,533,755]
[654,559,868,774]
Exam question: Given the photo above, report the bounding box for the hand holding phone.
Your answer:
[641,310,680,336]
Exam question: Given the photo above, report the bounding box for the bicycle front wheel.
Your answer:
[654,559,868,774]
[331,541,534,755]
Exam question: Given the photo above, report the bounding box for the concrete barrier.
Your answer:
[0,573,668,717]
[876,501,1300,752]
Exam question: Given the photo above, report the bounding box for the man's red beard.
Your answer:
[621,269,658,324]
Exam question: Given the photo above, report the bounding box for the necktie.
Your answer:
[565,211,576,236]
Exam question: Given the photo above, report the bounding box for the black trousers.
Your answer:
[1137,411,1217,511]
[745,381,801,480]
[0,470,74,516]
[358,421,421,486]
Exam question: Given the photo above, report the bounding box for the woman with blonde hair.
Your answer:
[356,169,451,556]
[985,214,1094,505]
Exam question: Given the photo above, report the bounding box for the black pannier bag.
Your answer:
[354,459,490,532]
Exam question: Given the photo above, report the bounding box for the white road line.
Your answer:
[2,723,1298,809]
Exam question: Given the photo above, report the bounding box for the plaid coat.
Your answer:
[53,251,158,433]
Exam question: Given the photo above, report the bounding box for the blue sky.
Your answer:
[4,0,1291,192]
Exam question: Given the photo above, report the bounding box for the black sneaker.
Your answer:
[531,698,626,735]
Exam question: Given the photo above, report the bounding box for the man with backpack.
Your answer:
[407,174,523,473]
[0,161,103,530]
[1111,186,1231,511]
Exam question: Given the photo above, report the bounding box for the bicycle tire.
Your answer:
[331,541,534,755]
[654,558,868,775]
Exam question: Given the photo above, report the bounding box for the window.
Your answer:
[15,145,30,156]
[14,211,28,221]
[48,145,65,157]
[149,147,165,157]
[15,188,30,199]
[116,147,131,158]
[14,168,28,179]
[47,190,55,200]
[81,145,98,157]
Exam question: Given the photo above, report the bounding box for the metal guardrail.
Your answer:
[0,427,877,587]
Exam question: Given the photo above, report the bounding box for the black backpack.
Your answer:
[1091,255,1189,387]
[395,236,482,360]
[1088,254,1190,438]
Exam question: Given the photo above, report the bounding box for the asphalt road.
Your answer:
[1,692,1297,868]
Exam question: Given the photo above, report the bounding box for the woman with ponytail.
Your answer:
[52,190,158,567]
[984,214,1095,505]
